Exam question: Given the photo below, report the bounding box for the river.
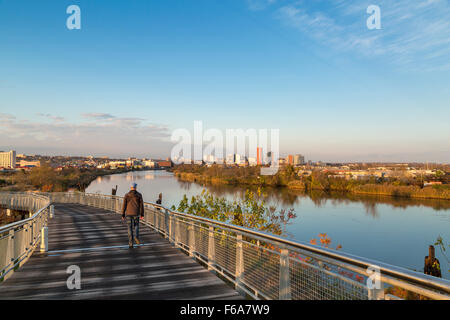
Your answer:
[86,170,450,279]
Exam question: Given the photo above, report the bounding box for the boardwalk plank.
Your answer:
[0,204,244,300]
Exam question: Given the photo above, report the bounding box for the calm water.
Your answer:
[86,170,450,279]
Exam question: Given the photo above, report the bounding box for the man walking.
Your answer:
[122,182,144,248]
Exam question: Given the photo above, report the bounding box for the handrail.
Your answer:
[0,205,50,233]
[77,191,450,299]
[78,192,450,295]
[0,192,51,282]
[2,191,449,300]
[0,194,50,233]
[163,206,450,295]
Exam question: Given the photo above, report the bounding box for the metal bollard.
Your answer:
[40,227,48,252]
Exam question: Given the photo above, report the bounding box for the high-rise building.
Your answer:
[294,154,305,166]
[0,150,16,169]
[256,147,263,165]
[287,155,294,165]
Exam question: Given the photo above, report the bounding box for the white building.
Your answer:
[18,160,40,168]
[143,160,156,168]
[248,157,257,166]
[235,154,244,165]
[226,154,235,165]
[0,150,16,169]
[108,161,126,168]
[294,154,305,166]
[203,154,216,164]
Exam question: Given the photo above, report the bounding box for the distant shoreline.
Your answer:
[0,167,151,193]
[173,170,450,201]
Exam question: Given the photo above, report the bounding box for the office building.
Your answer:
[18,160,40,168]
[0,150,16,169]
[287,155,294,165]
[257,147,263,165]
[294,154,305,166]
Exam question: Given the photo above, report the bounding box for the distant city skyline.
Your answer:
[1,1,449,162]
[2,146,448,165]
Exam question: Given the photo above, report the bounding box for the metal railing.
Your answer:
[0,192,51,282]
[1,191,450,300]
[43,191,450,300]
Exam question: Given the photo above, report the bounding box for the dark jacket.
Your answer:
[122,190,144,218]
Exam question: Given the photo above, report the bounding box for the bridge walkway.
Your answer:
[0,204,244,300]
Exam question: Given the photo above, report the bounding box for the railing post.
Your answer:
[188,222,195,257]
[6,230,15,268]
[279,248,291,300]
[144,207,149,224]
[235,234,244,292]
[368,283,385,300]
[208,226,215,271]
[24,224,29,251]
[30,221,34,246]
[40,227,48,253]
[164,209,170,239]
[49,205,54,218]
[168,211,173,243]
[175,217,180,247]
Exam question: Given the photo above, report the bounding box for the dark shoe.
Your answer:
[135,238,141,245]
[129,242,133,248]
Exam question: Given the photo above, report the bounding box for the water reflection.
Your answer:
[176,180,450,214]
[90,170,450,213]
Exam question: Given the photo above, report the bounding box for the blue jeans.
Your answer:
[127,216,140,244]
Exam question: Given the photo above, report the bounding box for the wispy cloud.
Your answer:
[81,113,152,129]
[82,113,116,120]
[0,113,171,157]
[0,113,15,120]
[36,113,65,122]
[270,0,450,71]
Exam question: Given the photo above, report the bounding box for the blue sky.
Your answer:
[0,0,449,162]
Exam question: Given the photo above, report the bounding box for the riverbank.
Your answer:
[173,170,450,201]
[0,166,147,192]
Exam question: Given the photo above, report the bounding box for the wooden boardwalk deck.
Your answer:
[0,204,244,300]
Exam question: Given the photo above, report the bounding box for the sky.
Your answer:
[0,0,449,162]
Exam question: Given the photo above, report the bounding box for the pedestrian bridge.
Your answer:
[0,192,449,300]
